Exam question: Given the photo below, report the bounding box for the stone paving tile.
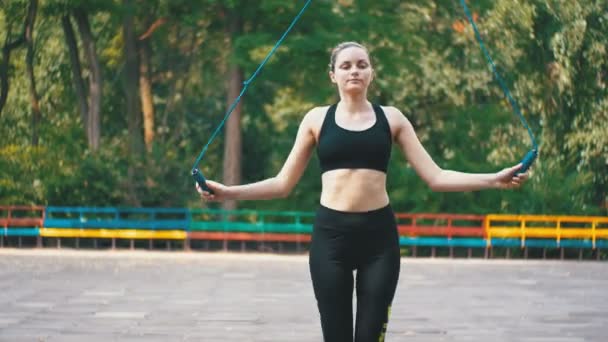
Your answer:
[0,249,607,342]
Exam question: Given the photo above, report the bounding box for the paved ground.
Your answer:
[0,249,606,342]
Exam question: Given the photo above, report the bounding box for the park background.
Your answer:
[1,0,606,216]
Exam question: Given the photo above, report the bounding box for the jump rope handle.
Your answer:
[518,148,538,175]
[192,168,214,195]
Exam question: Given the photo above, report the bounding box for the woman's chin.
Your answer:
[341,84,367,94]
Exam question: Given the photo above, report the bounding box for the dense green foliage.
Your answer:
[1,0,606,215]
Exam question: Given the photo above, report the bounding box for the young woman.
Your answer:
[196,42,529,342]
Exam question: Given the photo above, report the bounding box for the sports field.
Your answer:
[0,249,606,342]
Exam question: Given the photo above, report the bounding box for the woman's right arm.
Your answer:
[387,106,527,192]
[197,107,319,201]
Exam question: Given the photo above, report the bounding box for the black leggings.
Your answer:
[309,204,401,342]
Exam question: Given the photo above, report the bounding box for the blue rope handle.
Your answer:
[459,0,538,173]
[192,0,313,193]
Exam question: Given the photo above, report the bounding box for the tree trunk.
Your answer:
[137,14,165,152]
[0,18,26,116]
[123,1,144,156]
[61,15,89,130]
[73,7,102,151]
[122,0,144,206]
[0,43,12,117]
[138,38,154,152]
[222,12,243,211]
[25,0,41,146]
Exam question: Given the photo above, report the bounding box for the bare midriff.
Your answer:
[320,169,389,212]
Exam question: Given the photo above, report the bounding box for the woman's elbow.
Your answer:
[277,187,291,199]
[275,177,293,198]
[428,180,441,192]
[424,170,444,192]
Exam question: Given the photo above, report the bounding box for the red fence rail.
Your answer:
[395,213,486,238]
[0,205,45,228]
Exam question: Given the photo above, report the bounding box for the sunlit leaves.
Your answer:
[0,0,605,213]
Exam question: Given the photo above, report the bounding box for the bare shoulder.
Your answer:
[380,105,409,124]
[380,105,413,136]
[303,105,329,123]
[301,106,330,139]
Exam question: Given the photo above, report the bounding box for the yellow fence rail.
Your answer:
[40,228,187,240]
[485,215,608,248]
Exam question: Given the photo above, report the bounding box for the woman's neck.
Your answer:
[337,92,370,114]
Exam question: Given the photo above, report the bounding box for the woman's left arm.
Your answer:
[386,107,529,192]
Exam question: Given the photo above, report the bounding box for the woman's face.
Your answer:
[330,47,373,94]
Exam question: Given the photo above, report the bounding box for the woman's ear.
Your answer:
[329,71,337,84]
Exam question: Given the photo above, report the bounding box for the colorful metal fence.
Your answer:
[486,214,608,249]
[0,206,44,247]
[1,206,606,258]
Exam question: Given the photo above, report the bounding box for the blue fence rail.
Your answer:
[0,206,606,259]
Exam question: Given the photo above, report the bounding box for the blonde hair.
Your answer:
[329,41,370,72]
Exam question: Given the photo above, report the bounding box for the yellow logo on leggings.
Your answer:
[378,306,392,342]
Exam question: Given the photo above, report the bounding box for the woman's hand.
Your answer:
[195,180,230,202]
[494,163,530,189]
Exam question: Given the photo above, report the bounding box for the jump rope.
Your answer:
[192,0,538,194]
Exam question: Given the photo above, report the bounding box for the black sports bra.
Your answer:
[317,104,392,173]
